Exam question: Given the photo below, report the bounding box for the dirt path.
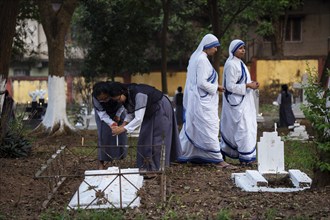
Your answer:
[0,118,329,219]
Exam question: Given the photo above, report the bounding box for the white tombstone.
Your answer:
[29,91,38,101]
[36,89,46,99]
[257,131,286,174]
[253,89,265,122]
[288,122,309,140]
[68,167,144,209]
[232,128,312,192]
[292,73,308,119]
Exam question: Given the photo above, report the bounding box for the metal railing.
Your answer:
[34,143,167,210]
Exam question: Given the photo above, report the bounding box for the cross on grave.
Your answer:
[292,73,308,119]
[292,72,308,104]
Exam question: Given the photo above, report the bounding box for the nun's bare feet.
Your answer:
[215,161,238,170]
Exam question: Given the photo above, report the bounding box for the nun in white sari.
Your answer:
[220,39,259,163]
[179,34,233,168]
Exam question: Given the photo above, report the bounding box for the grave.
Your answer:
[253,89,265,123]
[291,73,308,119]
[288,122,309,141]
[68,167,144,209]
[34,144,167,209]
[232,126,312,192]
[75,108,97,130]
[25,89,47,120]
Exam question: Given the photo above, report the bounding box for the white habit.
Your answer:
[220,39,257,162]
[179,34,224,163]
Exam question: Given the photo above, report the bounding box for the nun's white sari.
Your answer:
[220,39,257,163]
[179,34,224,163]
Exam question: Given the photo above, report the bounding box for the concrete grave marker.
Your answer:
[257,130,286,174]
[232,127,312,192]
[253,89,265,123]
[288,122,309,140]
[68,167,144,209]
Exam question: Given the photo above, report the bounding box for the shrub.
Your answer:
[301,66,330,173]
[0,112,31,158]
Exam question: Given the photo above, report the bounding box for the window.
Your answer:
[285,17,302,41]
[13,69,30,76]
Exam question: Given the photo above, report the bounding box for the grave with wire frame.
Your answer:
[34,141,167,210]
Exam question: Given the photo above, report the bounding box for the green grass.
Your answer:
[39,208,125,220]
[216,209,231,220]
[284,140,318,177]
[69,145,98,157]
[259,104,279,117]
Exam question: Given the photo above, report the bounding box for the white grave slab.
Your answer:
[253,89,265,123]
[257,131,286,174]
[292,103,305,119]
[231,169,311,192]
[232,129,312,192]
[68,167,144,209]
[288,123,309,140]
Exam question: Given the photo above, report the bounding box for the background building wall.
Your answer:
[10,60,320,104]
[256,59,318,87]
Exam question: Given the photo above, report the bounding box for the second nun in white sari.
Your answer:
[220,39,259,164]
[179,34,235,169]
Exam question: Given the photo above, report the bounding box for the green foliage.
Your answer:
[71,77,95,129]
[74,0,159,77]
[301,66,330,172]
[251,0,303,37]
[0,211,5,220]
[0,112,31,158]
[0,130,31,158]
[264,208,277,220]
[162,210,178,220]
[216,209,231,220]
[40,208,124,220]
[75,209,124,220]
[12,0,39,59]
[67,102,85,128]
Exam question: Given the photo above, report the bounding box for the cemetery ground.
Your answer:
[0,105,330,220]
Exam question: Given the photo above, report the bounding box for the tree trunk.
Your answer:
[34,75,75,135]
[271,19,284,57]
[0,0,20,143]
[160,0,171,94]
[207,0,221,73]
[36,0,78,136]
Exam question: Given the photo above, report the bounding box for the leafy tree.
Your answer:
[207,0,253,70]
[11,0,39,59]
[242,0,303,57]
[169,0,255,71]
[74,0,207,93]
[160,0,171,94]
[301,67,330,187]
[75,0,158,80]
